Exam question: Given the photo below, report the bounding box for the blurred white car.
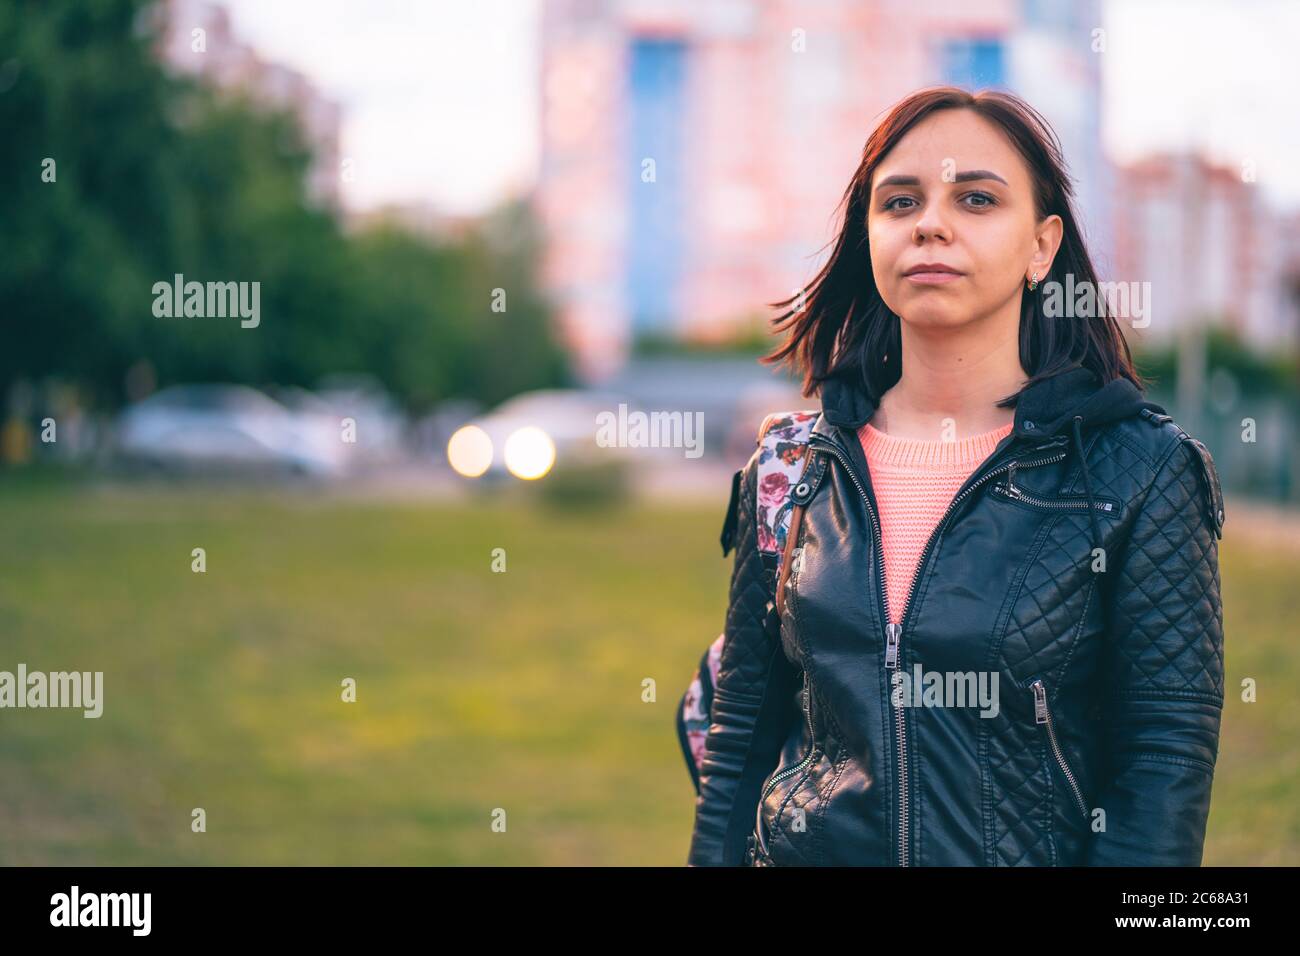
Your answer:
[449,388,637,481]
[115,384,348,477]
[315,373,407,463]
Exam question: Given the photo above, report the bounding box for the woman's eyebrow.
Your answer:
[874,169,1009,189]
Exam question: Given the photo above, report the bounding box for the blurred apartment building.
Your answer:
[1113,153,1300,350]
[153,0,343,208]
[536,0,1109,382]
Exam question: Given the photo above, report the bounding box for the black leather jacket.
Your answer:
[687,363,1226,866]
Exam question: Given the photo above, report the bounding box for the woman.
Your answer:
[684,87,1226,866]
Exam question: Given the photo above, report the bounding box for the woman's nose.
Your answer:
[913,207,952,242]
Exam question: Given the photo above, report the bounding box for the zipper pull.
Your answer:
[1006,461,1020,497]
[1031,679,1048,724]
[885,622,901,669]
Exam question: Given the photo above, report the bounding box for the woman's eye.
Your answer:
[882,192,996,212]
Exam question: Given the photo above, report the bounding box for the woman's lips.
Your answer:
[904,271,963,284]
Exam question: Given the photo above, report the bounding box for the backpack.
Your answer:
[676,409,821,794]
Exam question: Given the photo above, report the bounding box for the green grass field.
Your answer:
[0,470,1295,865]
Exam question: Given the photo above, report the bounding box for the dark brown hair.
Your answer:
[762,86,1143,406]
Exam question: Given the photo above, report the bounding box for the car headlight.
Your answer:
[504,426,555,480]
[447,425,493,477]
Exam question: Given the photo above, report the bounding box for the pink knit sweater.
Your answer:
[858,419,1014,624]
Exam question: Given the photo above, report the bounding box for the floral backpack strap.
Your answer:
[754,410,822,599]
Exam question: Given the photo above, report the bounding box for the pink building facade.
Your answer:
[1114,153,1299,349]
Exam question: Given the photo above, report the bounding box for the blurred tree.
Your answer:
[348,199,570,412]
[0,0,569,414]
[1134,324,1299,399]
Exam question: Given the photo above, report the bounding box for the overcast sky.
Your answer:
[215,0,1300,215]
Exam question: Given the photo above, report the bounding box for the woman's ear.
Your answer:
[1028,213,1064,282]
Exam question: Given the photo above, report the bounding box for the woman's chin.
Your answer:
[898,306,976,330]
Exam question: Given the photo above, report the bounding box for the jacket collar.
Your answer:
[811,360,1166,562]
[816,361,1162,441]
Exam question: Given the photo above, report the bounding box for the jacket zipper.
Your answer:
[809,430,1067,866]
[1031,678,1089,819]
[995,462,1116,512]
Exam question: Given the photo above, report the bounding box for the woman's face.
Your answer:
[867,108,1062,332]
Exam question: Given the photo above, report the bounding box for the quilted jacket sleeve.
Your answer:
[1086,434,1226,866]
[686,447,791,866]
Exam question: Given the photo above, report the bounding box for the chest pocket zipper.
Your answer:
[1030,678,1090,821]
[992,463,1119,514]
